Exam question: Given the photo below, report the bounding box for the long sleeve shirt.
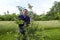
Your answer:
[18,15,30,27]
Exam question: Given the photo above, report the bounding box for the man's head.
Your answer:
[23,9,28,16]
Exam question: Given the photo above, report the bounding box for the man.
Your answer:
[17,9,30,40]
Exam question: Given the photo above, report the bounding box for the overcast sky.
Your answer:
[0,0,60,15]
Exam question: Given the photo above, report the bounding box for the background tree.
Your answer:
[45,1,60,20]
[28,3,33,10]
[17,6,24,15]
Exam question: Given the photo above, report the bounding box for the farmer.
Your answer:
[17,9,30,40]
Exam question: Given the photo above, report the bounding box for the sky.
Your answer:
[0,0,60,15]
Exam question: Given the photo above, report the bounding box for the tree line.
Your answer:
[0,1,60,21]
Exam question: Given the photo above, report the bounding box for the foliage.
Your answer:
[0,1,60,21]
[0,21,60,40]
[0,12,17,21]
[17,6,24,15]
[15,18,24,24]
[45,1,60,20]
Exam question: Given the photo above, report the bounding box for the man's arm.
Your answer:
[16,15,24,24]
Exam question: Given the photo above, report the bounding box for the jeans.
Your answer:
[18,24,25,35]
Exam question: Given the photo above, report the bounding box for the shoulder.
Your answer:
[18,15,24,19]
[18,15,23,17]
[18,15,22,17]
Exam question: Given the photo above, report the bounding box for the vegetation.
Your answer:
[0,21,60,40]
[0,1,60,40]
[0,1,60,21]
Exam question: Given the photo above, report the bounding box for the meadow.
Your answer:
[0,21,60,40]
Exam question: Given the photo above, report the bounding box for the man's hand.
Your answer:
[15,19,24,24]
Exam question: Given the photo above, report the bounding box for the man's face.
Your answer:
[23,9,28,16]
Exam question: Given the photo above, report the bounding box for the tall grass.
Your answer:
[0,21,60,40]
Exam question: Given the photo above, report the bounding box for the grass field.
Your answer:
[0,21,60,40]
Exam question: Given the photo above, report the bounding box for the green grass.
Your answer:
[44,29,60,40]
[0,21,60,40]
